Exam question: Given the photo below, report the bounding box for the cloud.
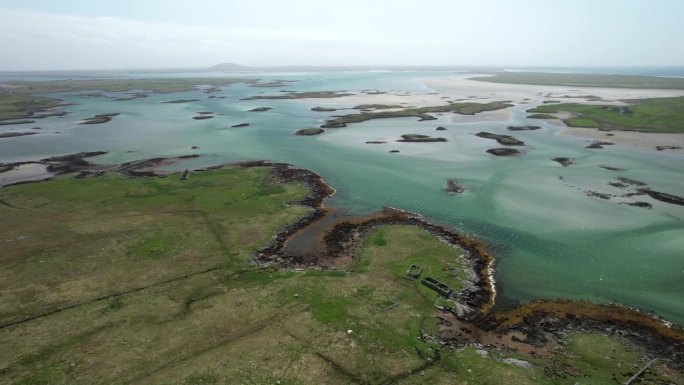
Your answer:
[0,7,443,70]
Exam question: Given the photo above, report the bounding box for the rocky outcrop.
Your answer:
[487,148,521,156]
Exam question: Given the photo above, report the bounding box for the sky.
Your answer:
[0,0,683,71]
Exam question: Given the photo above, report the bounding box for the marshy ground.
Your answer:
[0,164,682,384]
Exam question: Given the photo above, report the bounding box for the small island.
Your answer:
[321,101,513,128]
[476,132,525,146]
[527,113,558,119]
[397,134,447,143]
[240,91,353,100]
[552,157,575,167]
[353,104,404,110]
[0,132,38,139]
[487,148,521,156]
[507,125,541,131]
[248,107,273,112]
[311,106,338,112]
[80,113,119,124]
[445,178,466,193]
[231,123,250,128]
[162,99,200,104]
[295,128,324,136]
[586,141,614,149]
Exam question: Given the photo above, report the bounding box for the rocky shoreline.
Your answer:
[2,154,682,369]
[476,300,684,368]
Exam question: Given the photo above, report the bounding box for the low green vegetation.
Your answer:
[0,94,60,121]
[3,78,253,94]
[528,97,684,133]
[241,91,352,100]
[397,134,447,142]
[471,72,684,89]
[476,131,525,145]
[353,104,404,110]
[0,170,680,384]
[527,113,557,119]
[321,101,513,128]
[295,128,325,136]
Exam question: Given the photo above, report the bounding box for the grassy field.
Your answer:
[0,94,61,121]
[3,78,253,95]
[527,96,684,133]
[471,72,684,89]
[0,168,680,384]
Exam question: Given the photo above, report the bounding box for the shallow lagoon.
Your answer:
[1,71,683,324]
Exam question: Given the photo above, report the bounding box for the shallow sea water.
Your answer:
[1,71,683,324]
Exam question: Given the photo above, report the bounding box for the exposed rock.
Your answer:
[609,182,629,189]
[503,358,532,368]
[231,123,250,128]
[623,201,652,209]
[0,132,38,138]
[487,148,521,156]
[600,165,625,171]
[397,134,447,143]
[389,150,400,153]
[585,141,614,149]
[0,119,36,126]
[656,145,682,151]
[80,113,119,124]
[193,115,214,120]
[618,177,647,186]
[476,132,525,146]
[435,126,447,131]
[295,128,324,136]
[311,107,337,112]
[248,107,273,112]
[638,188,684,206]
[365,141,386,144]
[445,179,465,194]
[163,99,200,103]
[113,93,147,101]
[552,157,574,167]
[585,190,612,200]
[507,125,541,131]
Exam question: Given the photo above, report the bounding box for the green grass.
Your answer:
[370,228,387,246]
[0,94,60,121]
[0,166,309,326]
[5,78,254,95]
[321,101,513,128]
[471,72,684,89]
[0,173,681,384]
[565,117,600,127]
[527,113,558,119]
[295,127,325,136]
[528,97,684,133]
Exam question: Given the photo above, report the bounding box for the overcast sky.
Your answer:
[1,0,683,71]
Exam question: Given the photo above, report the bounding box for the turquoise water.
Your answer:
[1,71,683,325]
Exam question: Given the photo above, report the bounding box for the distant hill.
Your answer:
[208,63,252,71]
